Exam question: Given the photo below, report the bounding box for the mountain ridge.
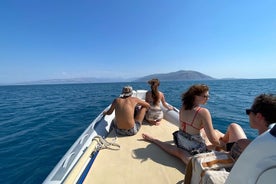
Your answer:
[133,70,214,82]
[4,70,214,85]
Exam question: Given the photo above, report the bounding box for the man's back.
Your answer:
[103,85,150,136]
[114,97,137,129]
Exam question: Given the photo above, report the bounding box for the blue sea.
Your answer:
[0,79,275,184]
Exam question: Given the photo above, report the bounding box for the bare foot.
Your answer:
[148,120,161,126]
[142,133,155,142]
[155,121,161,125]
[154,119,161,125]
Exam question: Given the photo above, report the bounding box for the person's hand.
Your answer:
[218,137,226,150]
[167,106,174,110]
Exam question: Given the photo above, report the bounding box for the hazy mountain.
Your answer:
[133,70,215,82]
[5,70,214,86]
[14,77,131,85]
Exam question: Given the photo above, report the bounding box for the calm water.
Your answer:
[0,79,275,184]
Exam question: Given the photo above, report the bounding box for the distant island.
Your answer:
[7,70,214,85]
[133,70,215,82]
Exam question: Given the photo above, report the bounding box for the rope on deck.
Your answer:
[92,135,120,155]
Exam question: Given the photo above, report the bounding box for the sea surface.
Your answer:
[0,79,275,184]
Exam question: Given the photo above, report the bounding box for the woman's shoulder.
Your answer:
[198,107,211,115]
[158,91,164,97]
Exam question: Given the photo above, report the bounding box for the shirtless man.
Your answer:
[103,86,150,136]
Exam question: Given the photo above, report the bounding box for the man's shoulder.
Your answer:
[116,96,139,101]
[129,96,140,100]
[129,96,145,103]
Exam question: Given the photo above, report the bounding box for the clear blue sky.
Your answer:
[1,0,275,84]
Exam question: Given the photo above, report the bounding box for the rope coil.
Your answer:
[91,135,120,155]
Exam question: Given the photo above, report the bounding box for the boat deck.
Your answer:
[84,119,186,184]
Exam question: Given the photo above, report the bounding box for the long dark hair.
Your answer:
[181,84,209,110]
[148,78,160,105]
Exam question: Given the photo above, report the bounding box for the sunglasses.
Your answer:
[246,109,256,115]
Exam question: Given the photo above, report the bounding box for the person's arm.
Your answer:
[160,92,173,110]
[201,108,221,146]
[137,98,150,109]
[103,99,116,115]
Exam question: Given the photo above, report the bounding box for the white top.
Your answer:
[225,124,276,184]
